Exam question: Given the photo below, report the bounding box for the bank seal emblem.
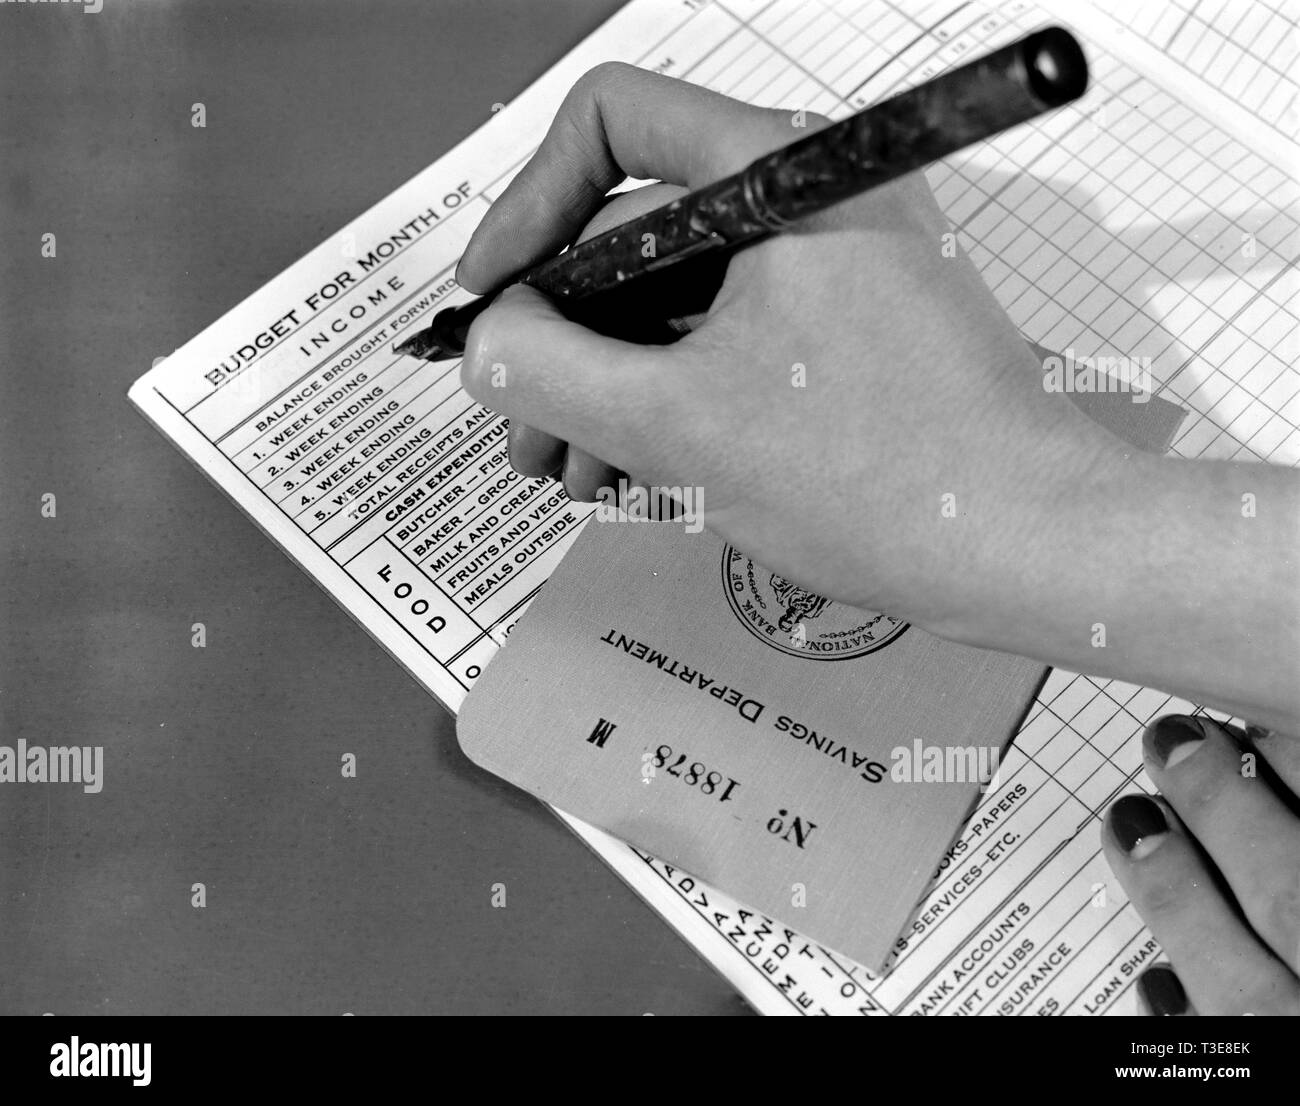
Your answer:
[721,546,908,660]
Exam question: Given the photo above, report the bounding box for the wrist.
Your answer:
[922,441,1299,729]
[911,404,1144,656]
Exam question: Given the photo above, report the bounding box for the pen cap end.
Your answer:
[1022,27,1088,108]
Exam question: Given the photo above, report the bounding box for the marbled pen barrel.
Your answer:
[404,27,1086,359]
[738,26,1087,229]
[522,27,1087,305]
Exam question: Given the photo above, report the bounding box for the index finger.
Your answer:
[456,62,802,293]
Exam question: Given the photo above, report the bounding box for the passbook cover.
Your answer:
[457,520,1047,971]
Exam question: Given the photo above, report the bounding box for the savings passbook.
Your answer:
[457,521,1046,972]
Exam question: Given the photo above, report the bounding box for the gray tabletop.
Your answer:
[0,0,748,1016]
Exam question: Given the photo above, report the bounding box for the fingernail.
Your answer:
[1108,794,1168,858]
[1245,723,1273,742]
[1149,714,1205,769]
[1138,964,1188,1016]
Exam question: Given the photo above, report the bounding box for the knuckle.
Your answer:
[571,60,638,104]
[548,67,633,193]
[588,59,638,83]
[1133,868,1191,918]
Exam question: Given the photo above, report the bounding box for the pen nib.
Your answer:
[392,329,444,360]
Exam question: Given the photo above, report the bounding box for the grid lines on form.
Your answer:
[928,44,1300,468]
[1095,0,1299,143]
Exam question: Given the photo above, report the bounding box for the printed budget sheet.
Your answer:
[131,0,1299,1014]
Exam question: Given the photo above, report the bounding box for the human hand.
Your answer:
[456,63,1128,633]
[1104,715,1300,1015]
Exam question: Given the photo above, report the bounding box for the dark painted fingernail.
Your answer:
[1108,794,1168,856]
[1138,964,1187,1016]
[1149,714,1204,769]
[1245,723,1273,742]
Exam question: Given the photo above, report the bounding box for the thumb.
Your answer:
[459,283,686,478]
